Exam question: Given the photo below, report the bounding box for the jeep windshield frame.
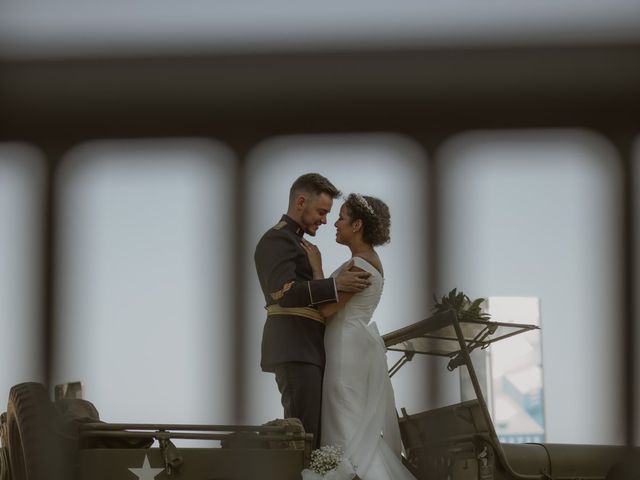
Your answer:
[382,309,546,480]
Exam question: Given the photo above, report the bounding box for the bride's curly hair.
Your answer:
[344,193,391,247]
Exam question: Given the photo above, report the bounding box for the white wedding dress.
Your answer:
[302,257,416,480]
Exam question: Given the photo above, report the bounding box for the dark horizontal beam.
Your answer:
[1,44,639,141]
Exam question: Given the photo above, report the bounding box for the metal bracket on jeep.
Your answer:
[158,433,184,475]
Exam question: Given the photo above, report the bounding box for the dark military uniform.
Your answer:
[255,214,338,447]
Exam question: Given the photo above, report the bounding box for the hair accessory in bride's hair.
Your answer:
[352,193,375,216]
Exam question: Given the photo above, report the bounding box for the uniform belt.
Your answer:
[266,305,325,324]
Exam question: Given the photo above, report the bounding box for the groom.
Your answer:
[255,173,371,448]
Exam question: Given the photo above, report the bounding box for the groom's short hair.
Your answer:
[289,173,341,204]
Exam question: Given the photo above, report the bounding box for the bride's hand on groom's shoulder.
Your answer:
[335,260,371,293]
[301,239,324,278]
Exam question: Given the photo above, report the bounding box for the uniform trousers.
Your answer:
[274,362,323,449]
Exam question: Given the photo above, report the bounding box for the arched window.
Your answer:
[0,143,46,395]
[437,129,624,444]
[53,138,236,424]
[243,133,431,423]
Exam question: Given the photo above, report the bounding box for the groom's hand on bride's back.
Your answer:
[335,260,371,292]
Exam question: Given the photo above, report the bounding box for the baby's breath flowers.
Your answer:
[302,444,358,479]
[308,445,344,475]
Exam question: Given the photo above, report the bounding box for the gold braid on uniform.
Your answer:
[270,281,295,301]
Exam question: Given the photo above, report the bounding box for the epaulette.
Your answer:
[272,220,287,230]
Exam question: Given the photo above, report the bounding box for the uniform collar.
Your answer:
[281,214,305,237]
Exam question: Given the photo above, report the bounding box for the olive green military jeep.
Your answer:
[0,381,311,480]
[383,310,639,480]
[1,309,638,480]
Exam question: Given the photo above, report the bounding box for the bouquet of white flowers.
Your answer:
[309,445,344,475]
[301,445,358,480]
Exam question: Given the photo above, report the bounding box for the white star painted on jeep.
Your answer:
[128,455,164,480]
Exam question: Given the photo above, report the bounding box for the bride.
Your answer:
[300,193,416,480]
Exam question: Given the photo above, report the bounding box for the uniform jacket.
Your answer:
[255,215,338,371]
